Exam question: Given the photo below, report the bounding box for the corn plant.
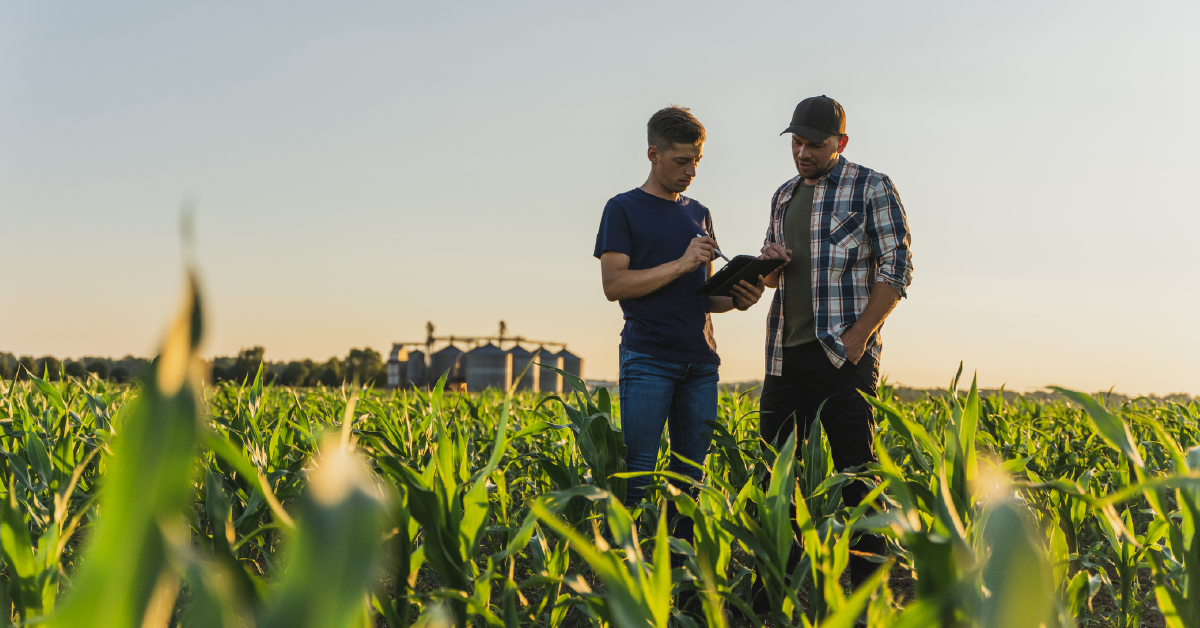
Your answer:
[1,272,1197,627]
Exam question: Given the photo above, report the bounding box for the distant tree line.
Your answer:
[0,352,149,383]
[211,346,385,387]
[1,346,386,388]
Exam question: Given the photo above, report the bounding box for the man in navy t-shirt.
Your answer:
[594,105,766,543]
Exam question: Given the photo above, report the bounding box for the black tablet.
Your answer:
[695,255,786,297]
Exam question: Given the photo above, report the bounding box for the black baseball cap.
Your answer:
[781,95,846,142]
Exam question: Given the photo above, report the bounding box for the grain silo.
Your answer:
[405,350,426,388]
[386,345,410,388]
[508,346,537,391]
[555,348,583,389]
[536,347,562,393]
[466,343,511,392]
[431,345,465,384]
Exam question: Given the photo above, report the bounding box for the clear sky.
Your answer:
[2,1,1197,395]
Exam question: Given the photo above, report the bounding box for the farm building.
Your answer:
[386,321,582,392]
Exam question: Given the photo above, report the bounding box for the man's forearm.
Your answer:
[762,269,781,288]
[603,261,685,301]
[840,282,901,364]
[849,282,901,338]
[709,296,735,313]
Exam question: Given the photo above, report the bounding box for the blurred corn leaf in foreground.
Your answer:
[46,272,387,628]
[49,274,206,628]
[254,435,385,628]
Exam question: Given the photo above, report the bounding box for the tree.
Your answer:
[279,361,311,387]
[317,357,343,387]
[344,348,383,386]
[64,361,86,379]
[112,355,149,381]
[85,360,109,380]
[17,356,35,380]
[110,367,130,383]
[0,353,14,380]
[305,360,325,386]
[35,356,61,381]
[231,346,266,384]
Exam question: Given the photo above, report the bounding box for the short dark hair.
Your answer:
[647,105,705,151]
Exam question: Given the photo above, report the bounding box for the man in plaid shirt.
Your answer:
[758,96,913,590]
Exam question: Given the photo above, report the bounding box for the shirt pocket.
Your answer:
[828,210,865,249]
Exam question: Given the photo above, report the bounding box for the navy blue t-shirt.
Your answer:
[593,188,719,365]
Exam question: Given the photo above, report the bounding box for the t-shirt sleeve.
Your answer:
[593,199,632,259]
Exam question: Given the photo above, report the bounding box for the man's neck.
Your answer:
[640,178,679,202]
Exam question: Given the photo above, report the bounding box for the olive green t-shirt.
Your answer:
[782,182,817,347]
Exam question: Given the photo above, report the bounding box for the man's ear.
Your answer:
[647,145,659,165]
[837,134,850,153]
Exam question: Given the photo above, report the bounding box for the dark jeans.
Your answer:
[618,345,719,545]
[759,341,886,584]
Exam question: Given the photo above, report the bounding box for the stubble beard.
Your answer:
[796,154,838,179]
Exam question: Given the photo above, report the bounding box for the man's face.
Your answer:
[791,133,847,179]
[651,142,703,194]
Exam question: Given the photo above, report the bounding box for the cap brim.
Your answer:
[780,125,834,142]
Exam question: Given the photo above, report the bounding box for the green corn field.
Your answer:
[1,276,1197,628]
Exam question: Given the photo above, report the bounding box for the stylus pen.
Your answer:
[695,233,731,263]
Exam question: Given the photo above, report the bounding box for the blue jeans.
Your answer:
[618,345,719,518]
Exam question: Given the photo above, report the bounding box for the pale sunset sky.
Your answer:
[2,1,1197,394]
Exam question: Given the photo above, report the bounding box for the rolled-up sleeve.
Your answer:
[865,175,913,298]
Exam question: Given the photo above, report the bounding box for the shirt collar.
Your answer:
[823,155,847,186]
[779,155,849,207]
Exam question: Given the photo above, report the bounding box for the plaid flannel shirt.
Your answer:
[763,155,912,376]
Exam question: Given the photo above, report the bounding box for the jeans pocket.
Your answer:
[841,354,876,391]
[856,356,880,392]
